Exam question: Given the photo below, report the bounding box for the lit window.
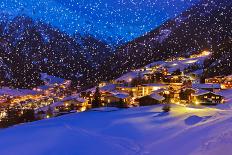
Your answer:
[204,96,208,99]
[212,96,215,99]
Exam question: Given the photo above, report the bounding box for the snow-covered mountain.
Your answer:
[96,0,232,82]
[0,0,200,44]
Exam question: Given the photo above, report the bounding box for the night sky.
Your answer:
[1,0,200,43]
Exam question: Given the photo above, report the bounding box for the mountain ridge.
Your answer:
[95,0,232,82]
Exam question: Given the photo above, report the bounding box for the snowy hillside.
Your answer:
[1,101,232,155]
[0,0,200,44]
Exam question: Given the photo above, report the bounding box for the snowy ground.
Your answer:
[1,103,232,155]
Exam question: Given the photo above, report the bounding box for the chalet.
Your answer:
[50,96,89,113]
[137,93,165,106]
[102,92,131,108]
[117,84,167,98]
[179,88,196,103]
[192,84,221,92]
[137,84,167,97]
[205,76,224,84]
[168,83,183,99]
[221,76,232,89]
[116,86,136,96]
[193,89,224,105]
[164,75,182,83]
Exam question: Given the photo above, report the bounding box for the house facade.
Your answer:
[102,92,131,108]
[137,93,165,106]
[193,90,224,105]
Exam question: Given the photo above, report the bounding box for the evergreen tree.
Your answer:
[172,69,181,76]
[0,107,21,128]
[70,103,75,111]
[46,106,53,118]
[92,86,101,108]
[162,104,171,113]
[21,109,36,122]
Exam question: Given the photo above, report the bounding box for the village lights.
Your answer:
[79,107,86,112]
[202,50,211,56]
[195,101,199,105]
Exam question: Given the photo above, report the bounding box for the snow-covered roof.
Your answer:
[0,87,39,97]
[100,84,116,92]
[115,71,138,82]
[152,88,166,94]
[37,85,53,91]
[193,89,222,96]
[106,91,130,99]
[192,84,221,89]
[40,73,65,85]
[115,70,153,83]
[114,93,130,99]
[36,96,86,113]
[150,93,165,101]
[144,61,165,68]
[224,75,232,82]
[142,83,167,87]
[226,75,232,79]
[61,96,86,103]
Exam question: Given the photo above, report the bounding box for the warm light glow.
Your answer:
[202,50,211,56]
[80,106,86,112]
[185,60,197,64]
[152,87,160,91]
[172,63,178,66]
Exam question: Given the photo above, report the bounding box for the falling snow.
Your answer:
[0,0,231,89]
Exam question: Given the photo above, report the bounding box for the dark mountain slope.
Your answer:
[96,0,232,81]
[0,15,112,88]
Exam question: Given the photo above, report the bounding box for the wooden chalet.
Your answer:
[137,93,165,106]
[193,89,224,105]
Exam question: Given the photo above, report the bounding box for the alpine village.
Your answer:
[0,50,231,128]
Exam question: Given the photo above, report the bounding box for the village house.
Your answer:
[168,83,183,99]
[192,89,224,105]
[221,76,232,89]
[102,92,131,108]
[205,76,225,84]
[38,96,90,114]
[137,84,167,97]
[137,93,165,106]
[179,88,196,104]
[204,75,232,89]
[117,84,167,98]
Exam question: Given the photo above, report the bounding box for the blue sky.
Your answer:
[0,0,200,43]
